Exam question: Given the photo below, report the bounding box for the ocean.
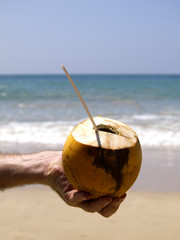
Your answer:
[0,74,180,149]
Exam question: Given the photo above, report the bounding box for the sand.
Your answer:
[0,187,180,240]
[0,145,180,239]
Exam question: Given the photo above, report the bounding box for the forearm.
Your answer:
[0,152,49,190]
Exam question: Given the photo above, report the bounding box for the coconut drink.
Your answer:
[61,65,142,198]
[62,116,142,198]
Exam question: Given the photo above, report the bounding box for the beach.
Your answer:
[0,146,180,240]
[0,74,180,239]
[0,187,180,240]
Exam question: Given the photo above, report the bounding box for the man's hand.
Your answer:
[0,151,126,217]
[45,151,126,218]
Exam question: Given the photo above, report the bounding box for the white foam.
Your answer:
[134,126,180,147]
[118,113,180,147]
[0,121,75,146]
[0,116,179,148]
[131,114,159,120]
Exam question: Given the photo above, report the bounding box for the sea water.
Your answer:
[0,74,180,148]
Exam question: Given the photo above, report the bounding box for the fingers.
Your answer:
[65,190,91,206]
[79,196,113,213]
[65,190,127,218]
[98,193,127,218]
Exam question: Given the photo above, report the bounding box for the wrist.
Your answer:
[22,151,63,187]
[20,152,49,185]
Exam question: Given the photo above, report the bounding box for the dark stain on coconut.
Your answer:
[90,125,130,194]
[93,148,129,194]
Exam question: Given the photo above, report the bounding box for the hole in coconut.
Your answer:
[97,124,119,135]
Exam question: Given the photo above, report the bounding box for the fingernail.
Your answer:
[120,194,127,203]
[115,193,127,205]
[120,193,127,201]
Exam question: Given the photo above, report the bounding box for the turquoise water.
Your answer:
[0,74,180,147]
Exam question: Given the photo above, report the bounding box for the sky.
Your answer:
[0,0,180,74]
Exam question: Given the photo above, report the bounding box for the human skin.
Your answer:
[0,151,126,217]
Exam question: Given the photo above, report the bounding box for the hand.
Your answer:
[45,151,127,217]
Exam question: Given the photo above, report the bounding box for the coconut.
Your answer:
[62,116,142,198]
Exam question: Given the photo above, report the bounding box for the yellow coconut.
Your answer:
[62,116,142,198]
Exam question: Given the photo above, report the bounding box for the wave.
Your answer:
[0,121,76,146]
[135,126,180,147]
[0,115,179,148]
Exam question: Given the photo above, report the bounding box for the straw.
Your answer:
[61,64,97,130]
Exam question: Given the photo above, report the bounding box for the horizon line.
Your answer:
[0,73,180,76]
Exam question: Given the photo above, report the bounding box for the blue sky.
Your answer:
[0,0,179,74]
